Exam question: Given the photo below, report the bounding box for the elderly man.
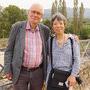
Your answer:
[4,3,50,90]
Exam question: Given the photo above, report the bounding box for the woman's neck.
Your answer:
[56,33,65,41]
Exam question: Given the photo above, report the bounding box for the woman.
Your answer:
[46,13,80,90]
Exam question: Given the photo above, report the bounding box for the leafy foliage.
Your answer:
[0,5,27,38]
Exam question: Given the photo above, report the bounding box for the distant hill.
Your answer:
[44,8,90,19]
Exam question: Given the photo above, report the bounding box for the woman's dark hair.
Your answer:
[51,13,67,26]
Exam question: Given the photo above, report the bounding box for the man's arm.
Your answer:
[4,22,20,79]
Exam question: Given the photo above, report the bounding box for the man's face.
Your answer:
[28,5,43,25]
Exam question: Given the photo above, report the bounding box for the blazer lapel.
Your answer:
[38,24,45,49]
[38,24,46,62]
[19,21,27,56]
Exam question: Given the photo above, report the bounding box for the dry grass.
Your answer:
[0,38,8,49]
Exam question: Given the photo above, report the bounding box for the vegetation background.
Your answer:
[0,0,90,48]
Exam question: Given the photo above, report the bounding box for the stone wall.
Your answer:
[74,60,90,90]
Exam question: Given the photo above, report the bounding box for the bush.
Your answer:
[79,29,90,39]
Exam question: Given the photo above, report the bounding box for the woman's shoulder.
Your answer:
[66,33,79,43]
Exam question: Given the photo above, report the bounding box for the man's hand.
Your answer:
[73,34,79,42]
[5,73,12,80]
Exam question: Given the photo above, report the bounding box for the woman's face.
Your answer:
[52,19,65,34]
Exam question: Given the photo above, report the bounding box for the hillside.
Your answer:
[44,8,90,19]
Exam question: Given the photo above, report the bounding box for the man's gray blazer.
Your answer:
[4,21,50,84]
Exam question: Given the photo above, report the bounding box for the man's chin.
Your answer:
[33,22,39,25]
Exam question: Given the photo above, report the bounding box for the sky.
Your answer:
[0,0,90,9]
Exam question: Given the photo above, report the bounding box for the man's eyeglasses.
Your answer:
[31,10,42,16]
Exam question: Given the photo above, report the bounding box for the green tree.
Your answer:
[79,3,84,37]
[54,0,58,12]
[51,0,58,16]
[0,5,27,38]
[3,5,26,24]
[51,0,67,17]
[0,5,2,13]
[62,0,67,17]
[42,19,51,29]
[58,0,63,13]
[73,0,78,34]
[20,9,27,20]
